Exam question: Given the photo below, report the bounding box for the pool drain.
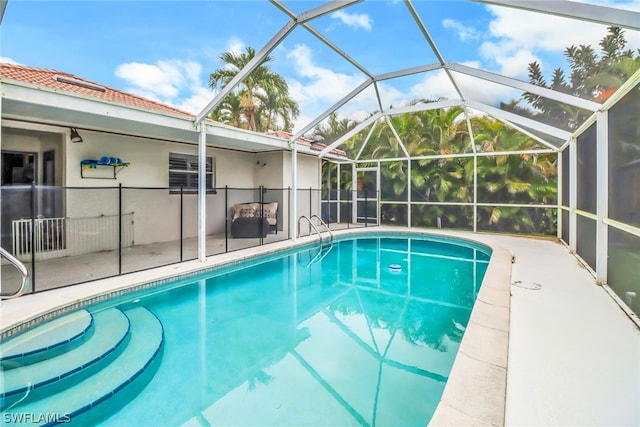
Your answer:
[389,264,402,272]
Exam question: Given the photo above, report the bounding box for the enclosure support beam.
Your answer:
[198,123,207,262]
[291,144,298,241]
[569,138,577,254]
[352,163,357,224]
[557,151,564,241]
[595,111,608,284]
[473,0,640,31]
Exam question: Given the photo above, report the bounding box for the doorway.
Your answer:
[356,168,379,224]
[1,151,37,185]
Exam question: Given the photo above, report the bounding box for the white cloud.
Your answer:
[226,38,245,56]
[330,10,372,31]
[474,4,640,79]
[285,44,378,130]
[442,19,480,41]
[408,65,519,107]
[1,57,19,64]
[115,59,212,114]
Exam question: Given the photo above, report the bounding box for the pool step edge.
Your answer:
[1,307,164,426]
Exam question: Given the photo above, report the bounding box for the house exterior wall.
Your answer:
[2,124,323,251]
[63,130,273,245]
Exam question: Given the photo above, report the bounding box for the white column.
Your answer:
[291,144,298,241]
[407,159,412,228]
[595,111,608,284]
[569,138,577,254]
[352,163,357,223]
[198,123,207,262]
[557,150,563,240]
[337,163,341,223]
[473,155,478,232]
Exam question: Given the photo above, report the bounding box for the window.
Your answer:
[169,153,215,192]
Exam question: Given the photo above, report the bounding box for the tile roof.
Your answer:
[0,63,194,119]
[0,62,344,157]
[267,130,346,157]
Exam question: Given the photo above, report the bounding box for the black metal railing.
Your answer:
[0,184,371,294]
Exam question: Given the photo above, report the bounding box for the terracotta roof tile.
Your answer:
[1,63,340,157]
[0,63,194,119]
[266,130,346,157]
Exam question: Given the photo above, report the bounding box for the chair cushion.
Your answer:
[262,202,278,225]
[233,203,258,221]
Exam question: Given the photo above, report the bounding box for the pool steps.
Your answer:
[0,309,93,366]
[0,307,164,425]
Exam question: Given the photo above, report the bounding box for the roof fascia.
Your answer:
[2,80,195,131]
[203,121,291,150]
[473,0,640,31]
[465,99,572,142]
[3,80,290,149]
[446,62,602,112]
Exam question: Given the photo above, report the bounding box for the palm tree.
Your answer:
[256,83,300,132]
[312,112,359,148]
[209,47,299,132]
[473,117,557,233]
[211,91,244,128]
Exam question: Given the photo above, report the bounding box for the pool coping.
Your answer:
[0,226,512,426]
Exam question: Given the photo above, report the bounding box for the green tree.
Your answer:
[313,112,359,147]
[209,47,299,132]
[505,26,640,131]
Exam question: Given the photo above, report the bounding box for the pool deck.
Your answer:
[1,227,638,426]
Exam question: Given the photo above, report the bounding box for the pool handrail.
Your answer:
[298,216,335,266]
[309,215,334,247]
[0,246,30,299]
[297,215,323,244]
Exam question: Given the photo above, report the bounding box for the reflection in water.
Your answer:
[101,236,490,427]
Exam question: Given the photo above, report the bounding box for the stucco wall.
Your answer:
[2,126,322,247]
[63,131,321,244]
[63,131,268,244]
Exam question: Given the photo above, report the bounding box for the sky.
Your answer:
[1,0,639,133]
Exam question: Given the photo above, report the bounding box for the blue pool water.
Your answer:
[2,234,491,426]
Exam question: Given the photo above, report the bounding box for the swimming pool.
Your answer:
[1,232,498,426]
